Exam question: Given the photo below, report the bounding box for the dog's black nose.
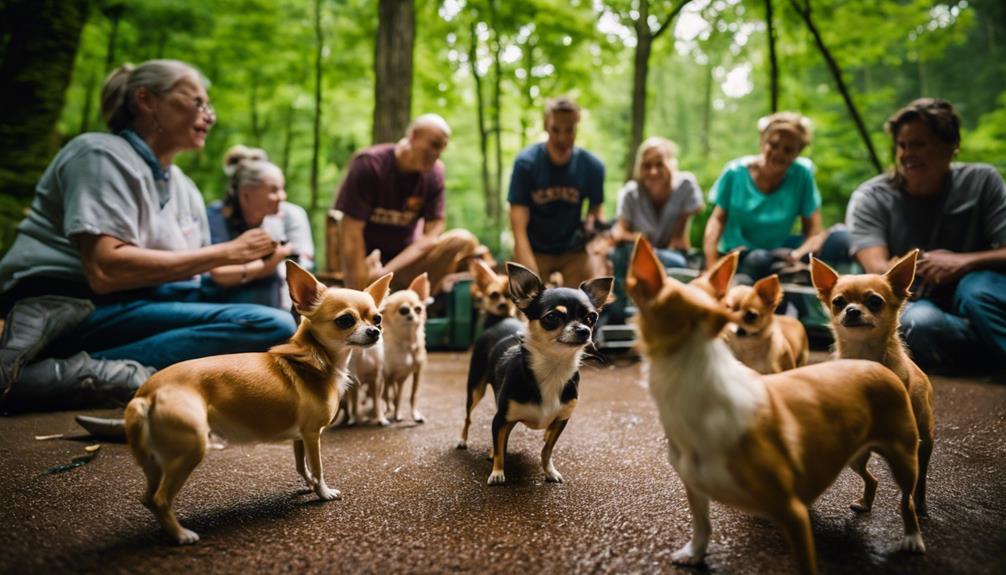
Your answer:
[845,306,862,320]
[366,326,381,340]
[573,324,591,340]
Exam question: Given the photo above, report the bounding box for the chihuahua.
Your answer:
[345,336,386,426]
[722,275,809,374]
[124,262,391,544]
[475,263,612,485]
[628,238,923,574]
[381,273,430,423]
[811,250,935,516]
[469,259,516,325]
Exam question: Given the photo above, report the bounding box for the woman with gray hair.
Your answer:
[0,59,296,411]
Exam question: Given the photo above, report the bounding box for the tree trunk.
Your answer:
[701,60,713,159]
[372,0,414,144]
[0,0,90,253]
[519,39,535,149]
[250,71,261,146]
[489,0,502,229]
[468,21,493,223]
[281,103,296,176]
[765,0,779,112]
[309,0,323,212]
[78,71,97,134]
[790,0,882,173]
[103,3,124,71]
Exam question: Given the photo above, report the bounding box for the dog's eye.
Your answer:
[865,294,885,311]
[335,314,356,329]
[398,305,410,316]
[414,305,423,315]
[831,296,846,310]
[372,314,382,326]
[489,292,501,301]
[584,311,598,326]
[541,311,563,331]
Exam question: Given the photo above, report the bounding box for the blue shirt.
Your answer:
[507,143,605,254]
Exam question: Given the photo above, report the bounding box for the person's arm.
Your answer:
[791,210,826,261]
[854,245,892,274]
[611,217,635,244]
[209,243,295,288]
[77,229,277,295]
[379,218,446,276]
[509,204,538,274]
[703,206,728,268]
[340,215,371,290]
[669,208,701,252]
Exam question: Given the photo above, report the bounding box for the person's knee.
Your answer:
[243,306,297,343]
[439,228,479,257]
[955,271,1005,314]
[656,249,687,269]
[899,302,949,362]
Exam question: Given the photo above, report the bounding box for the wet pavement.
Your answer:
[1,351,1004,574]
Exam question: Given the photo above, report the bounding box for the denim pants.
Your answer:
[900,270,1006,369]
[736,227,853,283]
[73,282,297,370]
[608,242,688,322]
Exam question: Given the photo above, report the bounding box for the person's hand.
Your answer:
[916,249,973,286]
[229,229,277,263]
[365,249,383,282]
[771,247,796,264]
[262,242,296,272]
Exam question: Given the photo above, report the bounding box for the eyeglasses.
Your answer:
[194,98,216,119]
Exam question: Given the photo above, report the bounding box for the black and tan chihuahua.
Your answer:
[459,262,612,485]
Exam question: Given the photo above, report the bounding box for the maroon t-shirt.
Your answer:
[335,144,445,262]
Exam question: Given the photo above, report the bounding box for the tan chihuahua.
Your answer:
[124,262,392,544]
[470,259,516,323]
[382,273,430,423]
[723,275,809,374]
[627,238,924,575]
[811,250,935,516]
[346,335,386,426]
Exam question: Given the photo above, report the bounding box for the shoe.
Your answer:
[75,414,127,442]
[0,296,94,396]
[3,351,153,412]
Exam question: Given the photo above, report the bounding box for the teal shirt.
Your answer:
[710,156,821,253]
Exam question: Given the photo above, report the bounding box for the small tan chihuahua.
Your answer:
[723,275,809,374]
[811,250,935,516]
[382,273,430,423]
[469,259,516,322]
[628,238,924,575]
[124,262,391,544]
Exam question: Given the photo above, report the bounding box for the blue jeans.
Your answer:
[735,227,853,283]
[900,270,1006,369]
[608,242,688,323]
[73,282,297,370]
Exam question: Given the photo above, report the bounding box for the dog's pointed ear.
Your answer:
[287,260,326,313]
[810,256,839,301]
[885,249,918,300]
[408,272,431,302]
[506,262,544,310]
[469,258,496,293]
[580,276,614,310]
[705,251,738,300]
[753,275,783,310]
[627,236,665,304]
[365,273,394,308]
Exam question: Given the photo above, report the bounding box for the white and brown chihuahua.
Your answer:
[628,238,924,574]
[469,258,516,323]
[345,331,387,426]
[382,273,430,423]
[124,262,391,544]
[723,275,809,374]
[811,249,935,516]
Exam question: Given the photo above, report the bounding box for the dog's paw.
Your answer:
[344,416,357,427]
[315,485,342,501]
[544,467,564,483]
[376,417,391,427]
[899,533,926,554]
[671,542,705,565]
[850,499,873,513]
[456,440,468,450]
[412,411,426,423]
[174,528,200,545]
[487,470,506,485]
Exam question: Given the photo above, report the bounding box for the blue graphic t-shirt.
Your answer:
[507,142,605,254]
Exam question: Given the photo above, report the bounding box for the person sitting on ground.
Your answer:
[703,111,851,283]
[607,137,704,322]
[0,59,296,411]
[508,96,607,288]
[204,147,314,309]
[846,97,1006,370]
[334,114,479,293]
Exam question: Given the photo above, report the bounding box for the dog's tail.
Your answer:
[124,395,152,464]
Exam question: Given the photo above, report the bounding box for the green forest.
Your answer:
[2,0,1004,264]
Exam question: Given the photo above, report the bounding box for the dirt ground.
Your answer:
[1,350,1004,574]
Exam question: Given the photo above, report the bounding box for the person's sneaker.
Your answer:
[3,351,153,411]
[75,415,126,442]
[0,296,95,396]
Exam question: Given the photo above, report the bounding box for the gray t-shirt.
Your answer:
[846,163,1006,257]
[0,133,210,292]
[616,172,704,248]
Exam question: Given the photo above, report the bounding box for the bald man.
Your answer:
[335,114,479,292]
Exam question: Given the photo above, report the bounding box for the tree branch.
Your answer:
[654,0,694,40]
